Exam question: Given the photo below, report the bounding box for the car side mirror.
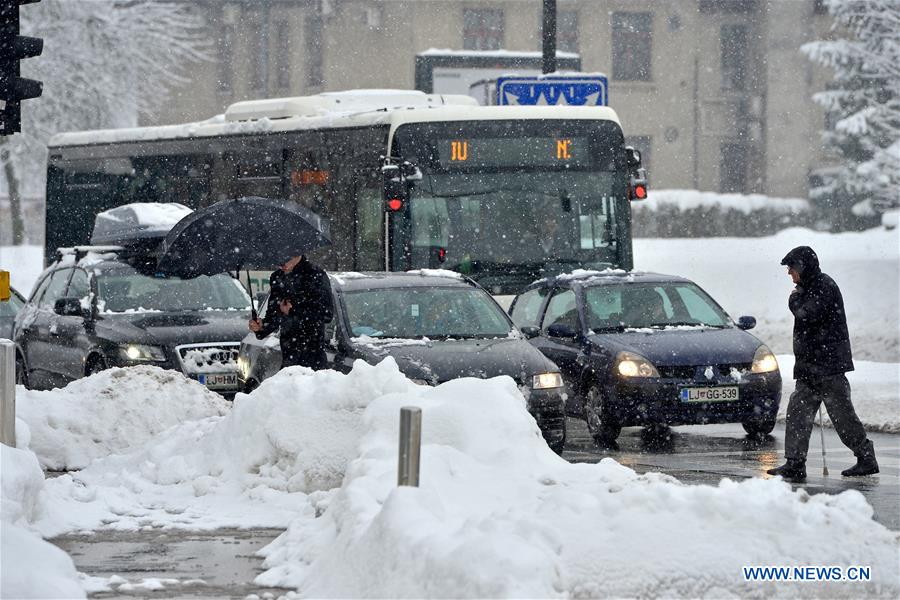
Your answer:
[54,297,87,318]
[520,325,541,339]
[737,316,756,330]
[547,323,579,339]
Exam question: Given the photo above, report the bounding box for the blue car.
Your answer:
[509,271,781,445]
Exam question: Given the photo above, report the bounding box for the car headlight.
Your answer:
[533,372,563,389]
[751,345,779,373]
[119,344,166,362]
[615,351,660,378]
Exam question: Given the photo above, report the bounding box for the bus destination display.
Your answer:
[436,136,590,169]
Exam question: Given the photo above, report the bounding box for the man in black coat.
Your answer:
[767,246,878,481]
[248,254,333,370]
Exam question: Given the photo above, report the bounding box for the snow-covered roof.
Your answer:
[91,202,192,245]
[48,90,621,149]
[419,48,580,60]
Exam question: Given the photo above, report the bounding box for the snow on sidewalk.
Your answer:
[14,360,898,598]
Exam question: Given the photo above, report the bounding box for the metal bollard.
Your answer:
[397,406,421,487]
[0,339,15,447]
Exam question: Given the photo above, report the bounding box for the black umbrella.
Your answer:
[156,196,331,317]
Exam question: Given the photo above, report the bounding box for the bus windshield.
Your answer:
[393,119,629,293]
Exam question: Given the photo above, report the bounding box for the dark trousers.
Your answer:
[281,349,327,371]
[784,374,869,461]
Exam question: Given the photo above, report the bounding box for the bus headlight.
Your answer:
[751,345,779,373]
[616,351,660,378]
[533,372,563,389]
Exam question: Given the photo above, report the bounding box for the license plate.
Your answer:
[680,386,739,402]
[197,373,238,389]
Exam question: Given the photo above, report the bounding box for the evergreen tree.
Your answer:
[802,0,900,229]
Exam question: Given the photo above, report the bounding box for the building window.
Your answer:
[558,10,579,53]
[612,12,652,81]
[625,135,652,183]
[276,21,291,89]
[720,24,748,91]
[305,16,324,87]
[720,143,748,193]
[463,8,504,50]
[217,25,234,93]
[248,20,269,92]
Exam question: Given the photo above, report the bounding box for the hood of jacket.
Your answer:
[781,246,821,283]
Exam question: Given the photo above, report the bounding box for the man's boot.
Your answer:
[842,440,879,477]
[767,459,807,482]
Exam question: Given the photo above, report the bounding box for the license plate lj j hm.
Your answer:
[198,373,238,389]
[680,386,739,402]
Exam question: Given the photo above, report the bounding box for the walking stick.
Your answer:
[818,406,829,476]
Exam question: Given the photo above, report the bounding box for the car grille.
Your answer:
[176,342,241,375]
[657,363,752,380]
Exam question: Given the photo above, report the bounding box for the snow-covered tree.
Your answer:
[1,0,210,244]
[802,0,900,229]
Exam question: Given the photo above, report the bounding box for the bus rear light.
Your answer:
[633,184,647,200]
[386,198,404,212]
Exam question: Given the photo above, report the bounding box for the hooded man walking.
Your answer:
[249,254,333,370]
[767,246,878,482]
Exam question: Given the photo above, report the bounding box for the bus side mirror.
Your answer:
[625,146,642,169]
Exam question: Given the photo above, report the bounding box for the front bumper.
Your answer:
[607,373,781,427]
[112,344,242,395]
[522,386,567,446]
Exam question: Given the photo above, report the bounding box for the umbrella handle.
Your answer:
[244,268,258,321]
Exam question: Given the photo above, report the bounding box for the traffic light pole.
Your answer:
[541,0,557,74]
[0,0,43,135]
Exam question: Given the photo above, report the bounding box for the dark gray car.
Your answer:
[238,271,567,453]
[14,248,251,395]
[1,287,25,340]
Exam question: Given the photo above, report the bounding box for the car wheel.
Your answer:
[15,353,29,388]
[583,383,620,446]
[742,415,776,437]
[85,355,108,377]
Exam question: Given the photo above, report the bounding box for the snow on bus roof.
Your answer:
[419,48,580,59]
[48,91,621,148]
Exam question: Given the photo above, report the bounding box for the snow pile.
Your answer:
[633,189,810,214]
[777,355,900,433]
[26,359,900,596]
[635,226,900,361]
[16,365,230,470]
[1,444,85,599]
[254,367,899,597]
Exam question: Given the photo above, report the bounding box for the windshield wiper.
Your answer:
[592,324,625,333]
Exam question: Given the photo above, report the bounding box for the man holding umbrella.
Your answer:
[249,254,333,370]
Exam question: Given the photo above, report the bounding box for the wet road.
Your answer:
[51,420,898,599]
[564,419,900,530]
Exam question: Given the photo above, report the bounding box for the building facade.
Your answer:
[153,0,835,200]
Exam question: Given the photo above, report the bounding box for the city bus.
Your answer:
[46,90,646,295]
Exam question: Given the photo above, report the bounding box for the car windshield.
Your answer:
[96,269,251,313]
[343,286,512,339]
[583,282,731,330]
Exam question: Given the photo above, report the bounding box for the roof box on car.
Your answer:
[90,203,192,246]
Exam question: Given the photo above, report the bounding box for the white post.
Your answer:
[0,339,15,447]
[398,406,421,486]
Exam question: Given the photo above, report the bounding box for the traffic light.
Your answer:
[0,0,43,135]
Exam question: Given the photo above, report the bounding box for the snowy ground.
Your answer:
[1,361,898,598]
[2,226,898,598]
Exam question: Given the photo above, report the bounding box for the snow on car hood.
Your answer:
[351,335,556,384]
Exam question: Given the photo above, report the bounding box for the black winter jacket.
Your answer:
[256,258,333,368]
[781,246,854,381]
